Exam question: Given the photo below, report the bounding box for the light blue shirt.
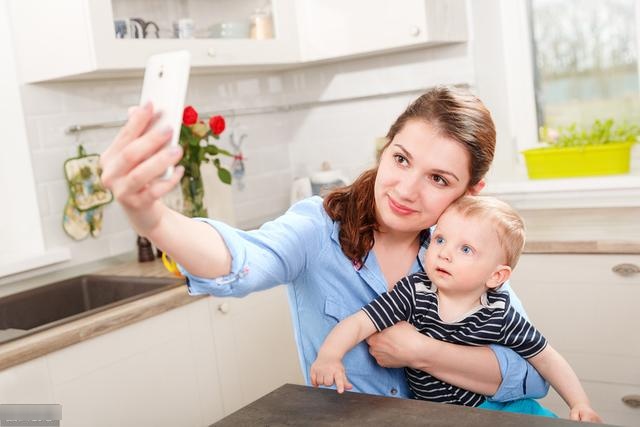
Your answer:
[181,197,549,401]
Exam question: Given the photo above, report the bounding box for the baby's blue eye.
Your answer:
[461,245,473,255]
[435,236,445,245]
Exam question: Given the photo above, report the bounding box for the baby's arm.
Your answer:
[529,346,601,423]
[311,311,377,393]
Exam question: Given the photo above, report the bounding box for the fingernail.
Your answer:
[127,106,137,117]
[169,146,182,156]
[143,101,153,111]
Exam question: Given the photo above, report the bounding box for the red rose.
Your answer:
[182,106,198,126]
[209,115,226,136]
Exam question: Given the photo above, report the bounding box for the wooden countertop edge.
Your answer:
[0,285,207,372]
[524,241,640,254]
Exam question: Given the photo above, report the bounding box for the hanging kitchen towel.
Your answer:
[62,145,111,240]
[63,197,105,240]
[63,145,112,211]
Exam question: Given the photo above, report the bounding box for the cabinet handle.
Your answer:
[218,302,230,314]
[207,47,217,58]
[409,26,421,37]
[612,263,640,277]
[622,394,640,408]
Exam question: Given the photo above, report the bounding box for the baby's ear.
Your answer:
[486,265,512,290]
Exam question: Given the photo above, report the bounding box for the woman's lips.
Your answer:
[387,195,416,216]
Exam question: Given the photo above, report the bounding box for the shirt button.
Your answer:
[390,388,398,396]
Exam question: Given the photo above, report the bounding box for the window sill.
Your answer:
[0,248,71,278]
[484,175,640,210]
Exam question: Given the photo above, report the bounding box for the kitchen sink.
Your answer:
[0,275,182,344]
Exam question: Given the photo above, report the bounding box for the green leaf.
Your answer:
[217,167,232,184]
[204,145,220,155]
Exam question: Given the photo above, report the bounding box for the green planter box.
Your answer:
[522,142,634,179]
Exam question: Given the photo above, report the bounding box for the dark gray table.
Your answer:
[213,383,617,426]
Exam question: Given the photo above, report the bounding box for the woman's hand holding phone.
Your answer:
[99,103,184,237]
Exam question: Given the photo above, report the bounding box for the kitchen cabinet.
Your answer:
[208,285,304,415]
[8,0,299,83]
[9,0,467,83]
[0,285,303,426]
[510,254,640,427]
[295,0,467,62]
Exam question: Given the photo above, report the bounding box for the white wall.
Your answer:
[0,2,47,271]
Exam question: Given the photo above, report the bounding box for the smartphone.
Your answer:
[139,50,191,179]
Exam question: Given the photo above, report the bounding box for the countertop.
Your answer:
[0,255,204,372]
[213,383,617,426]
[523,240,640,254]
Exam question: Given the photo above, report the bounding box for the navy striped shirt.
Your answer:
[361,272,547,407]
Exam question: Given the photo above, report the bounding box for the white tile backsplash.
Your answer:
[18,44,475,274]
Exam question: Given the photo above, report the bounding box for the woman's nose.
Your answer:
[395,172,420,200]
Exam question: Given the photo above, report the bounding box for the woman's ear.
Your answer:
[486,265,512,290]
[467,179,486,195]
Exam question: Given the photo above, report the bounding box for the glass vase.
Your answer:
[180,163,208,218]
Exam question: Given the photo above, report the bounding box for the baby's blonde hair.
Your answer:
[447,196,525,268]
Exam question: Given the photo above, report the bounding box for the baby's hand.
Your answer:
[310,357,353,394]
[570,403,602,423]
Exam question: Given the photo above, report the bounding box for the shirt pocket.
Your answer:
[323,297,377,376]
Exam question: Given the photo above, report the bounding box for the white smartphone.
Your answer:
[139,50,191,179]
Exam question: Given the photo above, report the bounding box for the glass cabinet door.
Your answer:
[110,0,276,41]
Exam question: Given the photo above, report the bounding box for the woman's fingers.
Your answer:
[102,126,173,189]
[141,165,184,204]
[103,103,153,162]
[112,144,182,197]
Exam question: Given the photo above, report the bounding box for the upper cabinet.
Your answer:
[9,0,299,82]
[296,0,467,62]
[9,0,467,83]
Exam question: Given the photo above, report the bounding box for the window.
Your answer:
[529,0,640,130]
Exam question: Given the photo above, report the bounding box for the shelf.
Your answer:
[485,175,640,209]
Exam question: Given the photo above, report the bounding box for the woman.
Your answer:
[100,86,548,409]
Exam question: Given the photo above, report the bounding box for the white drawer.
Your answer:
[511,254,640,358]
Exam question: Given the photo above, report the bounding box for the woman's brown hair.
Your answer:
[323,86,496,266]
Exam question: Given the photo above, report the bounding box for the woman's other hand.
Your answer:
[365,321,424,368]
[100,103,184,235]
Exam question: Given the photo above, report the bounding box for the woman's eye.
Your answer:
[432,175,449,186]
[393,154,409,166]
[461,245,473,255]
[435,236,445,245]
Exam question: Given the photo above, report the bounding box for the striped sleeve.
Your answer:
[499,306,548,359]
[361,276,415,332]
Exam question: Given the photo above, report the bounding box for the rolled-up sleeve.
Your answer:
[178,197,328,298]
[487,280,550,402]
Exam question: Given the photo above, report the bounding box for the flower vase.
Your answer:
[180,163,208,218]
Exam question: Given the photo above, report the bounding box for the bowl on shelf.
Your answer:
[209,20,251,39]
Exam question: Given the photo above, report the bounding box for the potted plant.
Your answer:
[522,119,639,179]
[179,106,232,217]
